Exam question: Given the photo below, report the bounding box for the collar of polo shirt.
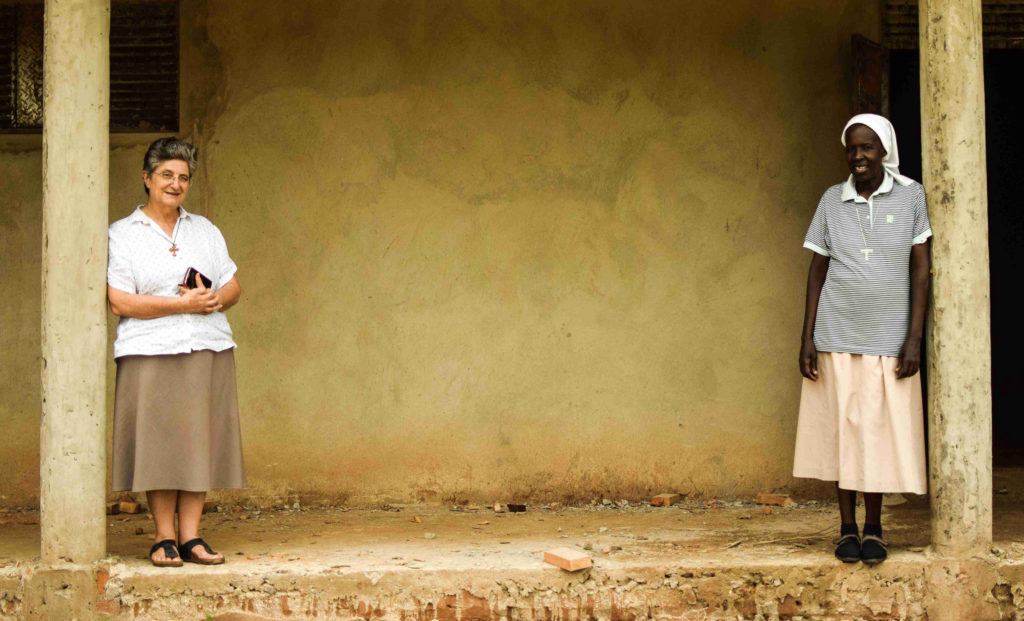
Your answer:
[841,172,893,204]
[130,204,192,225]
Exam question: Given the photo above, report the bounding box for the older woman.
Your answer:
[107,137,245,567]
[793,114,931,565]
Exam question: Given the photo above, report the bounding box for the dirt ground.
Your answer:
[3,468,1024,571]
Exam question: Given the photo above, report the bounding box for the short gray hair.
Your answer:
[142,137,198,194]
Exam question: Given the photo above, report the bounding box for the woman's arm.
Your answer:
[897,241,931,379]
[108,284,221,319]
[799,253,830,380]
[215,276,242,312]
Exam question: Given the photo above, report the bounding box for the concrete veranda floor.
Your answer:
[1,496,935,569]
[4,469,1024,619]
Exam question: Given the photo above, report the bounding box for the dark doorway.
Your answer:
[890,49,1024,464]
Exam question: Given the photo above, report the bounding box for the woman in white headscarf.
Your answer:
[793,114,932,565]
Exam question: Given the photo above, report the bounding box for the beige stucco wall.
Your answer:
[0,0,880,506]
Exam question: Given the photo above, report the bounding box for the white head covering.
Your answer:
[841,113,915,186]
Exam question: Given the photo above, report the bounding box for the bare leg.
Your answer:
[146,490,179,562]
[177,491,223,562]
[863,492,883,527]
[837,484,857,525]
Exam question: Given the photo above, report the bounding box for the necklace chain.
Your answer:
[144,206,181,255]
[852,200,874,261]
[169,223,180,256]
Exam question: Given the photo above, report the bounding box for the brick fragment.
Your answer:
[543,547,592,571]
[755,493,794,507]
[507,503,527,513]
[119,500,141,514]
[105,502,120,516]
[650,493,681,507]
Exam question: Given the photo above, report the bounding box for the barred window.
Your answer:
[0,0,178,132]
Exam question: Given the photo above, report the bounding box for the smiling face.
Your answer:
[143,159,191,210]
[844,124,887,186]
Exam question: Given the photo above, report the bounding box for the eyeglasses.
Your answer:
[153,170,191,184]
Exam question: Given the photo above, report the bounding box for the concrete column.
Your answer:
[919,0,992,553]
[40,0,110,563]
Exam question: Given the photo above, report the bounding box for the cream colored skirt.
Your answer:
[112,349,246,492]
[793,352,927,494]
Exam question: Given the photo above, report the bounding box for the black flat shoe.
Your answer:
[179,537,225,565]
[834,533,861,563]
[860,534,888,565]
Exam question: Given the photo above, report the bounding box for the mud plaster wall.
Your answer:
[0,1,880,506]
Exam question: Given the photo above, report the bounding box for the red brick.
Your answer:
[119,500,141,514]
[436,594,458,621]
[755,492,794,507]
[650,493,681,507]
[779,595,800,616]
[94,600,120,615]
[460,590,491,621]
[95,567,109,594]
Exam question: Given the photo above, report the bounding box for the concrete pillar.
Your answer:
[919,0,992,553]
[40,0,110,563]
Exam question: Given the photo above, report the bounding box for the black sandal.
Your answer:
[179,537,225,565]
[149,539,183,567]
[860,534,888,565]
[834,533,861,563]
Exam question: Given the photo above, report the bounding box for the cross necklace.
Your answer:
[146,207,181,256]
[163,219,181,256]
[852,201,874,261]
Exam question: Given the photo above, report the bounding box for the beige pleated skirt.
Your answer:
[793,352,927,494]
[113,349,246,492]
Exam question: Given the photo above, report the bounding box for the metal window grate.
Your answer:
[110,1,178,131]
[0,5,14,126]
[885,0,1024,50]
[14,3,43,128]
[0,0,179,132]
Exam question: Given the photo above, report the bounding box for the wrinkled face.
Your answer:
[845,124,886,185]
[143,159,191,210]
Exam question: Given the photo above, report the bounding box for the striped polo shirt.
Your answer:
[803,173,932,357]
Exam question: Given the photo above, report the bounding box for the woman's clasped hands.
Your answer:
[178,276,222,314]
